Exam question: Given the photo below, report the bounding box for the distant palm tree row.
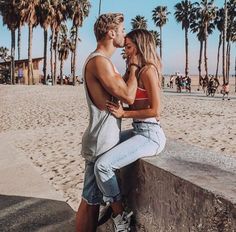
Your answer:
[0,0,235,86]
[0,0,91,85]
[130,0,236,86]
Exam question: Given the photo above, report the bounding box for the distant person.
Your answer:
[170,75,174,88]
[186,76,191,93]
[209,75,214,88]
[175,74,181,92]
[221,82,230,100]
[76,13,138,232]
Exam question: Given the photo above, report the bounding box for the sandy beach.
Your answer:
[0,83,235,211]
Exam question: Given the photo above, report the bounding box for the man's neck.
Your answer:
[95,41,116,58]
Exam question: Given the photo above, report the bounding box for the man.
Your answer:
[76,13,138,232]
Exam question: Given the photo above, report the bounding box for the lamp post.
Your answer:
[98,0,102,16]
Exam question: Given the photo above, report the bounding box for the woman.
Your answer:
[95,29,166,231]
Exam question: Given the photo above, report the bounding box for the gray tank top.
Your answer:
[81,52,121,162]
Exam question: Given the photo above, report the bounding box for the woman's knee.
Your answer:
[94,158,111,180]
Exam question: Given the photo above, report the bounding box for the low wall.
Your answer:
[99,139,236,232]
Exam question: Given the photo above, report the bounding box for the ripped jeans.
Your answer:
[94,121,166,203]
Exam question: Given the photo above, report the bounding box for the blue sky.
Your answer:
[0,0,235,76]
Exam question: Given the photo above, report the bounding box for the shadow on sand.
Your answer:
[0,194,75,232]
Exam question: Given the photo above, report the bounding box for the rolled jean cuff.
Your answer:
[103,192,122,203]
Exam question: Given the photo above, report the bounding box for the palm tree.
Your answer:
[58,24,70,85]
[152,6,170,59]
[67,0,91,85]
[0,47,10,61]
[18,0,39,85]
[37,0,54,84]
[16,8,23,61]
[198,0,217,80]
[214,8,224,80]
[69,26,76,75]
[131,15,147,30]
[191,1,216,85]
[174,0,195,78]
[69,25,81,77]
[149,30,160,47]
[50,0,67,85]
[225,0,236,83]
[222,0,227,85]
[0,0,19,84]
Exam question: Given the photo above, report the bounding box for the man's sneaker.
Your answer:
[111,211,133,232]
[97,205,113,226]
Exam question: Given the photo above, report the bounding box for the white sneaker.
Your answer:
[111,211,133,232]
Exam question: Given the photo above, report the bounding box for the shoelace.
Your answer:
[114,211,133,232]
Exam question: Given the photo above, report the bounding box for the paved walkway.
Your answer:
[0,135,75,232]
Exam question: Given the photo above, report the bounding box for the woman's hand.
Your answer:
[129,53,138,66]
[106,100,124,118]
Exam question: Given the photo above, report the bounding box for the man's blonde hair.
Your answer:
[94,13,124,41]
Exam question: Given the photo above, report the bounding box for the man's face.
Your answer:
[113,22,125,48]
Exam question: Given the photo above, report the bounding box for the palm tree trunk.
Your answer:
[222,0,227,85]
[43,28,48,84]
[11,29,16,85]
[54,31,58,85]
[28,23,33,85]
[198,40,203,85]
[185,28,189,78]
[215,33,222,79]
[204,39,208,81]
[72,27,78,86]
[159,26,162,59]
[17,27,21,60]
[71,51,73,74]
[50,29,55,85]
[226,41,231,83]
[235,56,236,92]
[204,21,208,81]
[60,59,63,85]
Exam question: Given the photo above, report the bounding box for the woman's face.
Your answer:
[125,37,137,57]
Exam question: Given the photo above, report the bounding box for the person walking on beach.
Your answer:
[95,29,166,231]
[169,75,174,88]
[221,82,230,100]
[76,13,139,232]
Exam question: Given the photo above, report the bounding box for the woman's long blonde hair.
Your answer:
[126,29,162,86]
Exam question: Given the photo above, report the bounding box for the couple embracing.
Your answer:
[76,13,166,232]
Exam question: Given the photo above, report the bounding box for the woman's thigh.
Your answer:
[120,129,134,143]
[97,134,158,170]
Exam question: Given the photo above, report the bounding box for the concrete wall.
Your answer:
[121,160,236,232]
[99,139,236,232]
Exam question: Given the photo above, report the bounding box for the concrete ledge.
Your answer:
[99,139,236,231]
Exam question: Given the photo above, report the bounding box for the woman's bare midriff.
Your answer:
[130,100,160,121]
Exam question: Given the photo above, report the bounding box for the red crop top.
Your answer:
[135,87,148,100]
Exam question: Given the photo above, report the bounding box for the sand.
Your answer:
[0,84,235,211]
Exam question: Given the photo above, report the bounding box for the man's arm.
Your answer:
[93,56,138,105]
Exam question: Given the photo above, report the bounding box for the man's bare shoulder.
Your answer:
[86,56,117,83]
[86,56,112,73]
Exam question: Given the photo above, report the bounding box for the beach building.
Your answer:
[0,57,43,84]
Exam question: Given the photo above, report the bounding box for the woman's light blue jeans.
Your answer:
[94,121,166,203]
